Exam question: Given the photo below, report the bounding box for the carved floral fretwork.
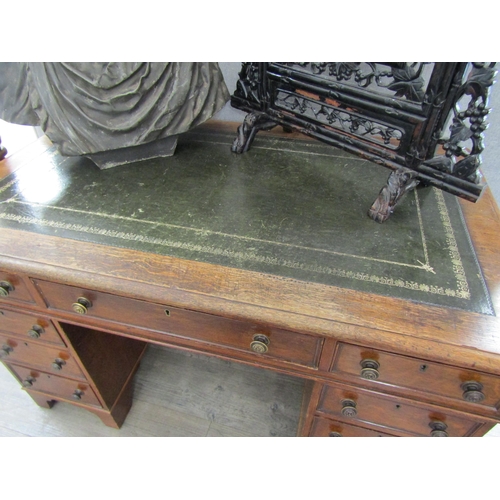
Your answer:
[233,63,262,106]
[275,90,403,148]
[230,62,497,222]
[424,63,497,184]
[283,62,431,102]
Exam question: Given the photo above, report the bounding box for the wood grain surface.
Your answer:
[0,344,305,436]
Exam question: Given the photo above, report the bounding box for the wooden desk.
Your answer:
[1,123,500,436]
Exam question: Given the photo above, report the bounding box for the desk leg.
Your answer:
[297,380,323,436]
[25,381,133,429]
[86,377,135,429]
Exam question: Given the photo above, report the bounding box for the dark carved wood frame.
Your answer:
[0,136,6,161]
[230,62,497,222]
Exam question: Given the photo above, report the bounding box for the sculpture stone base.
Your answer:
[85,136,178,169]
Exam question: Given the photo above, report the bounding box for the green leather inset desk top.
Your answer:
[0,127,493,315]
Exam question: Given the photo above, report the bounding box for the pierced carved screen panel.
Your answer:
[230,62,496,221]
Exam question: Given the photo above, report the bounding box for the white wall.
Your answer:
[214,62,246,123]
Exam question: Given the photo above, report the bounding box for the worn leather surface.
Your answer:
[0,63,229,156]
[0,128,493,315]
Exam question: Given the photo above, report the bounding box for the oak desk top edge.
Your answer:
[1,123,500,372]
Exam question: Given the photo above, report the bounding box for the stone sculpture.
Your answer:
[0,62,229,168]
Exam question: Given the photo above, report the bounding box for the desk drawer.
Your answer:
[331,343,500,411]
[0,334,85,380]
[32,279,322,368]
[0,308,64,346]
[0,271,35,304]
[9,364,101,408]
[310,416,394,437]
[318,384,483,437]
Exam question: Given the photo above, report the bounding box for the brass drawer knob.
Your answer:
[461,381,485,403]
[72,297,92,315]
[28,325,45,339]
[51,358,66,371]
[0,344,13,357]
[340,399,357,417]
[22,376,37,388]
[250,334,270,354]
[429,420,448,437]
[0,281,14,297]
[329,431,343,437]
[72,389,84,400]
[360,359,380,380]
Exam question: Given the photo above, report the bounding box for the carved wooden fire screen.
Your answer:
[230,63,497,222]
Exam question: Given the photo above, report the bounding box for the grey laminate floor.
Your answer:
[0,345,305,437]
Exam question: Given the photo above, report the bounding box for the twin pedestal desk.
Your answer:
[1,123,500,437]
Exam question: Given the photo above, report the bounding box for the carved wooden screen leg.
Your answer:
[232,111,278,154]
[26,390,56,409]
[368,167,420,223]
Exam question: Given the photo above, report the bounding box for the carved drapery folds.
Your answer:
[230,62,497,222]
[0,63,230,158]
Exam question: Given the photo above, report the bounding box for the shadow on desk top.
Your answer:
[0,126,493,315]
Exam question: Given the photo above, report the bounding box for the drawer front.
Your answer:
[318,384,483,437]
[0,271,35,304]
[0,334,85,380]
[32,279,322,368]
[0,308,65,346]
[10,364,101,408]
[310,416,394,437]
[10,365,101,408]
[332,343,500,411]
